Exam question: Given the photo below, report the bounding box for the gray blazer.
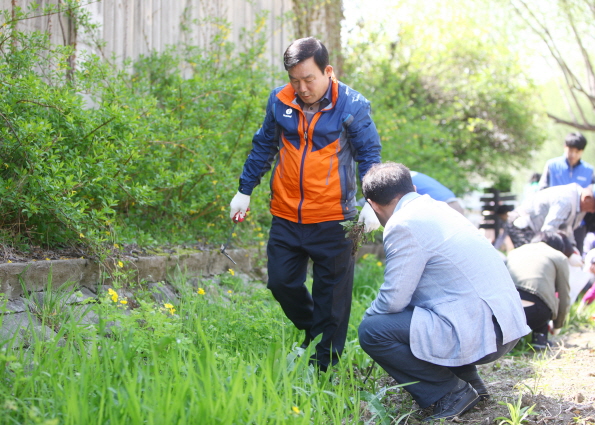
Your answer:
[516,183,584,246]
[366,193,530,366]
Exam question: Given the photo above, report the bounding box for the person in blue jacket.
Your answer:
[539,133,594,190]
[228,37,382,372]
[539,133,594,253]
[410,171,464,214]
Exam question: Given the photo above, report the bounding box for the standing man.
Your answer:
[358,162,529,421]
[504,183,595,249]
[539,132,594,252]
[229,37,381,371]
[539,133,593,190]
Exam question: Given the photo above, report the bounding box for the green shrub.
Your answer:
[0,6,274,255]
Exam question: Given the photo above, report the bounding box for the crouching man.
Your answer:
[358,163,530,421]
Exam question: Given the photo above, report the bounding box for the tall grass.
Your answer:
[6,255,591,424]
[0,257,388,424]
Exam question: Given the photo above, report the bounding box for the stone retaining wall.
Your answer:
[0,244,383,348]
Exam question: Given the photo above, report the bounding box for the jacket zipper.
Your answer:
[297,115,309,223]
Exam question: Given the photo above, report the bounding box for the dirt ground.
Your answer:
[363,326,595,424]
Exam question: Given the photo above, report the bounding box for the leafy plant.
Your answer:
[495,394,537,425]
[0,5,276,255]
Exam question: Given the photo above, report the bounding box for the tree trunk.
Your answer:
[291,0,345,78]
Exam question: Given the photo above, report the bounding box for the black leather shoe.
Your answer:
[531,332,551,351]
[300,331,312,349]
[426,381,480,421]
[468,378,489,401]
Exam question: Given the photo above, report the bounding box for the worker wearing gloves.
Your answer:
[229,37,381,372]
[506,232,572,350]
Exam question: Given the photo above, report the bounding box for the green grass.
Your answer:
[0,256,389,425]
[2,255,591,424]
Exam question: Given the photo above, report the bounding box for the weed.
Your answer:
[495,393,536,425]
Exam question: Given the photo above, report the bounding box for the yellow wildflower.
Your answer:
[259,241,264,246]
[197,288,206,295]
[376,261,382,267]
[120,300,128,305]
[227,290,233,294]
[7,260,12,263]
[362,253,369,259]
[114,243,119,248]
[45,258,50,261]
[212,180,218,185]
[232,232,237,237]
[292,406,301,414]
[79,233,85,238]
[108,288,118,303]
[228,269,235,276]
[164,303,176,315]
[258,233,264,238]
[118,261,124,268]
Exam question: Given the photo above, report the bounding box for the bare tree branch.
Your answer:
[562,0,595,108]
[547,113,595,131]
[511,0,595,130]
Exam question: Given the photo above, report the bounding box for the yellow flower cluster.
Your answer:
[164,303,176,315]
[108,288,118,303]
[197,288,206,295]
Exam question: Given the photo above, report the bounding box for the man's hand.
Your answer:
[229,192,250,221]
[358,202,380,233]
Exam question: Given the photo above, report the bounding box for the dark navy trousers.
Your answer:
[267,216,355,368]
[359,309,519,408]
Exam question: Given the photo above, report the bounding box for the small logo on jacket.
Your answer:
[283,108,293,118]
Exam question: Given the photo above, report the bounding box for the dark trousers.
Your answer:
[267,216,354,368]
[517,289,552,334]
[358,308,519,408]
[574,224,587,255]
[504,219,535,248]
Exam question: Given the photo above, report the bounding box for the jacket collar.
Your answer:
[276,74,339,111]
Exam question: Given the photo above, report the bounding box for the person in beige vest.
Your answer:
[506,232,572,350]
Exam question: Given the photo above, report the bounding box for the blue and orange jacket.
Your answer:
[238,77,381,224]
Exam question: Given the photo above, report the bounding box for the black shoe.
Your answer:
[308,357,328,373]
[300,330,312,349]
[531,332,550,351]
[468,378,489,401]
[426,381,480,421]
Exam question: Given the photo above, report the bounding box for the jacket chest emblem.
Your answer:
[283,108,293,118]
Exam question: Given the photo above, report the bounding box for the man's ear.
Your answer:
[366,199,380,215]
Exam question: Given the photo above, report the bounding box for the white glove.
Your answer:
[550,328,561,336]
[358,202,380,233]
[229,192,250,221]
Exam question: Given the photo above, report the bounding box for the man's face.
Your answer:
[564,146,584,167]
[580,194,595,213]
[288,57,332,106]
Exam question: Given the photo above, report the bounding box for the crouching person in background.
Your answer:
[357,162,530,421]
[506,232,572,350]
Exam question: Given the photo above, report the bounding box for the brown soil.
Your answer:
[361,326,595,424]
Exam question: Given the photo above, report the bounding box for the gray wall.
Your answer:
[2,0,294,69]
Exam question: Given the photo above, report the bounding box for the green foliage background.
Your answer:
[0,2,545,255]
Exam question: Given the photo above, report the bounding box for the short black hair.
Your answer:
[565,132,587,150]
[283,37,329,74]
[531,231,573,257]
[362,162,415,206]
